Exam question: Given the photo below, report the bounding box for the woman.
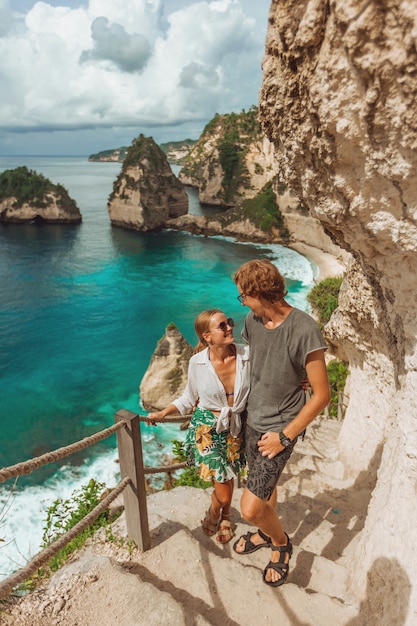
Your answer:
[147,309,250,543]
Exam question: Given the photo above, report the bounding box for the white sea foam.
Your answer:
[166,231,315,287]
[0,423,185,579]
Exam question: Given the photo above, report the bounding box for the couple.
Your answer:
[148,259,330,587]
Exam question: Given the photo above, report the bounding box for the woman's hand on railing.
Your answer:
[146,410,165,426]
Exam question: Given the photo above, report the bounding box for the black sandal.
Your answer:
[233,528,271,554]
[262,533,293,587]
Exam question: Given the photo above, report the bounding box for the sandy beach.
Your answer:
[289,241,348,281]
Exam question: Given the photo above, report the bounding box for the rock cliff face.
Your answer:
[176,107,345,258]
[0,166,81,224]
[108,135,188,232]
[260,0,417,615]
[179,108,280,207]
[140,324,193,411]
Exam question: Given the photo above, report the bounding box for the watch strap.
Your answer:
[279,431,292,446]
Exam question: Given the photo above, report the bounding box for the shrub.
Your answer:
[307,276,343,329]
[327,359,349,417]
[241,182,286,235]
[40,479,117,573]
[171,439,210,489]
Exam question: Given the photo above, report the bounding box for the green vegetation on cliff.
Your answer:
[209,182,289,241]
[122,134,167,170]
[240,183,287,235]
[0,166,79,214]
[88,147,129,162]
[326,359,349,418]
[307,276,348,417]
[181,106,261,204]
[307,276,343,330]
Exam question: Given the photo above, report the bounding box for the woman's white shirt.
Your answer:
[172,343,250,437]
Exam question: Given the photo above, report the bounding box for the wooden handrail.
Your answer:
[0,409,190,599]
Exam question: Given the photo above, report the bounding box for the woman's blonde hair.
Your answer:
[194,309,223,353]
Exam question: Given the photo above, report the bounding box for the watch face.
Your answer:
[280,432,291,447]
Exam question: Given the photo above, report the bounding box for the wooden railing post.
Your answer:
[115,409,151,551]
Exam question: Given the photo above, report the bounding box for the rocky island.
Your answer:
[88,139,196,165]
[0,166,81,224]
[140,323,193,412]
[92,108,346,260]
[88,147,129,162]
[107,134,188,232]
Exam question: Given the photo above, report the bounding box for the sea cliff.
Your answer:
[0,166,81,224]
[107,134,188,232]
[259,0,417,615]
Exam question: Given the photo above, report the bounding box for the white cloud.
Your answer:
[0,0,269,154]
[80,16,152,73]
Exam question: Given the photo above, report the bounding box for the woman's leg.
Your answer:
[201,479,233,536]
[211,479,236,543]
[211,478,233,517]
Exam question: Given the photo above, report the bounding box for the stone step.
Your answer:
[12,486,357,626]
[4,417,366,625]
[280,417,355,492]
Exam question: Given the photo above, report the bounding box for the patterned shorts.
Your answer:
[245,423,297,500]
[184,407,245,483]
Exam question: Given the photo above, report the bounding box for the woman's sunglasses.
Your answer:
[215,318,235,332]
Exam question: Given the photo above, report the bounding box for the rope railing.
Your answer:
[0,476,131,600]
[0,421,127,484]
[144,461,188,474]
[0,409,191,600]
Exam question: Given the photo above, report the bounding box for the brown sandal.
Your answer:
[216,519,235,543]
[201,508,219,536]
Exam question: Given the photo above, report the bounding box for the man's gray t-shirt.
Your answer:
[242,307,327,433]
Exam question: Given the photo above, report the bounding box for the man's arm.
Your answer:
[258,349,330,459]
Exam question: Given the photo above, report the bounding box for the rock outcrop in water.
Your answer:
[107,134,188,232]
[0,166,81,224]
[260,0,417,617]
[140,323,193,412]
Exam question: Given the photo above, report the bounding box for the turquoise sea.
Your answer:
[0,156,316,577]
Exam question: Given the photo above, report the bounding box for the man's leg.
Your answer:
[234,424,296,584]
[233,486,276,550]
[239,487,290,584]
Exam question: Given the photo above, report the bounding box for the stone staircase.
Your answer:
[4,418,369,626]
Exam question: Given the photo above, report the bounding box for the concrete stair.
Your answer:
[6,417,368,625]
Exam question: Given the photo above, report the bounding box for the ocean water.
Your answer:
[0,156,316,578]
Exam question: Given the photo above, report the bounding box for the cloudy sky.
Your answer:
[0,0,270,155]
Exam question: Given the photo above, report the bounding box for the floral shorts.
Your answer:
[184,407,245,483]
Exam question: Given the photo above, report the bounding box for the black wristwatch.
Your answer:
[279,431,292,448]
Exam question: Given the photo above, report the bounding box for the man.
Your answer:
[233,259,330,587]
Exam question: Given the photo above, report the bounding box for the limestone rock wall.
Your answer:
[140,324,193,411]
[108,135,188,232]
[179,111,280,207]
[0,194,81,223]
[260,0,417,615]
